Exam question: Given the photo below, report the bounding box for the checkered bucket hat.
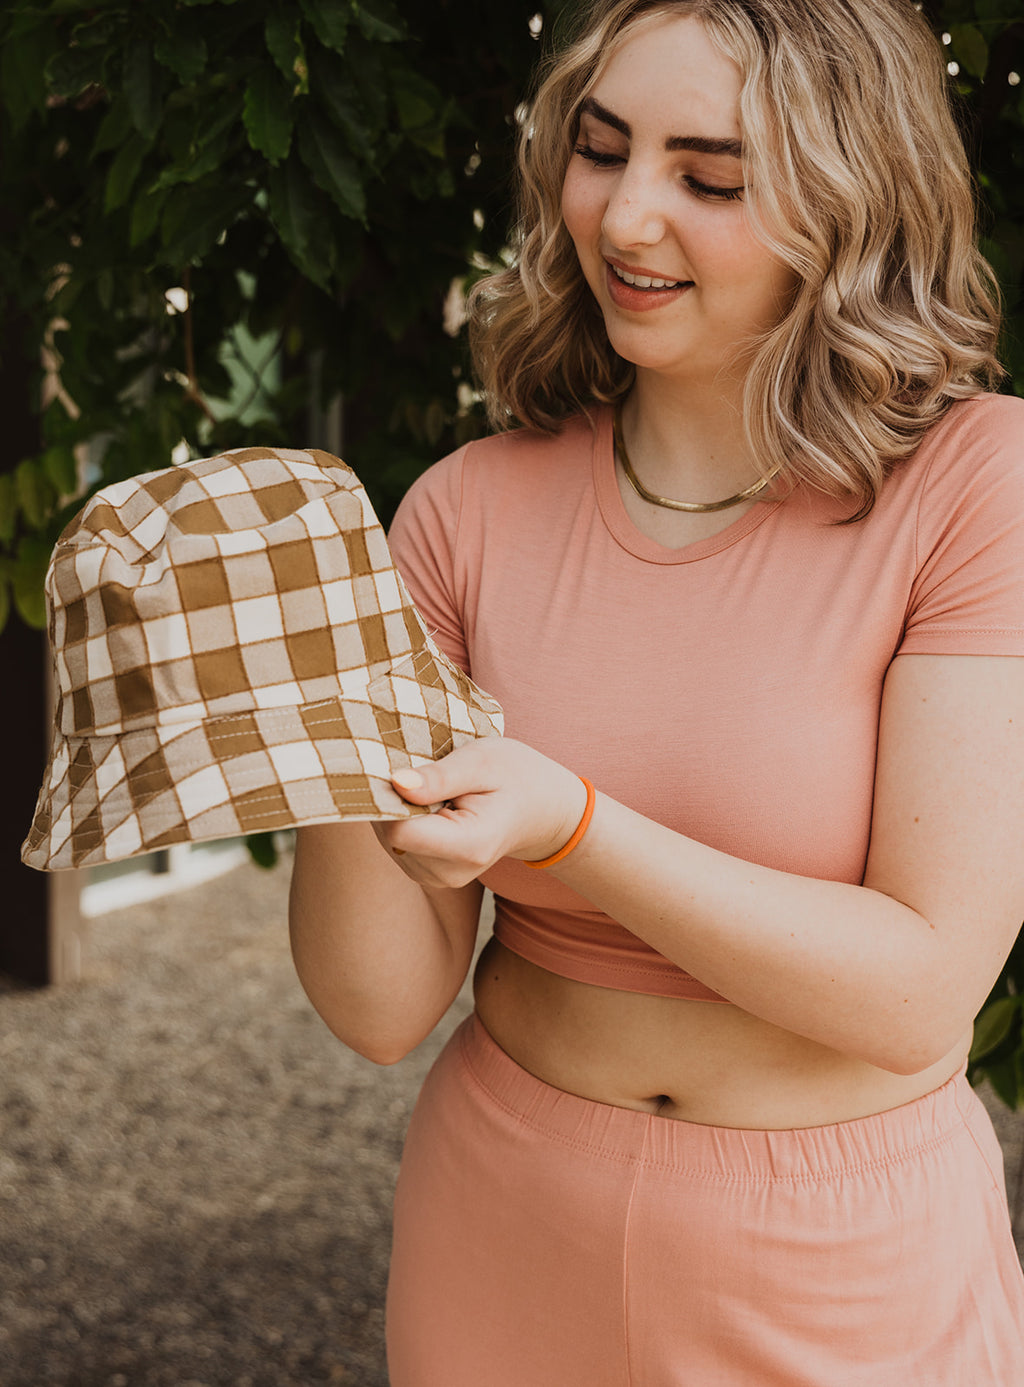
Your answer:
[21,446,503,871]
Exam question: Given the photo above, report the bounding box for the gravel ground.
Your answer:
[0,858,473,1387]
[1,858,1022,1387]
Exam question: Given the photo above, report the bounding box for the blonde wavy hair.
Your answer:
[468,0,1003,514]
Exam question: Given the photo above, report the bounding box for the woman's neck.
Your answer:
[610,374,776,551]
[621,373,759,503]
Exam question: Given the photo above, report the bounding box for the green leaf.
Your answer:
[12,536,52,631]
[46,43,107,99]
[245,831,279,869]
[41,446,79,497]
[195,88,245,147]
[177,190,249,265]
[160,181,250,265]
[96,267,115,312]
[104,129,150,213]
[91,93,135,158]
[0,578,10,636]
[299,0,351,53]
[343,36,387,131]
[948,24,989,82]
[65,10,124,44]
[267,157,331,287]
[40,395,87,450]
[390,70,448,158]
[0,473,16,546]
[1,11,59,130]
[154,30,208,84]
[131,186,168,247]
[243,65,294,165]
[150,121,235,192]
[352,0,406,43]
[297,109,367,222]
[124,37,163,139]
[981,1050,1023,1110]
[390,69,443,133]
[970,995,1019,1062]
[15,458,56,530]
[265,12,303,84]
[153,88,242,187]
[307,45,377,163]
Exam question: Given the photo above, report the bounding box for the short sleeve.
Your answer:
[898,395,1024,658]
[387,447,471,673]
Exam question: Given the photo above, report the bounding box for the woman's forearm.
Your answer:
[552,793,972,1074]
[288,822,483,1063]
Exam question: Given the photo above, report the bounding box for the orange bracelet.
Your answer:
[525,777,596,869]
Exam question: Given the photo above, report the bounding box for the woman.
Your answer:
[289,1,1024,1381]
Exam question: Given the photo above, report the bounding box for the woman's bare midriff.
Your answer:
[472,937,972,1130]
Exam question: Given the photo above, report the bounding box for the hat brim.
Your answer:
[22,650,503,871]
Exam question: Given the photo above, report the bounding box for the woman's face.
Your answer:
[560,13,798,389]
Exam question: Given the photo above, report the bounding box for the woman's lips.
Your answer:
[604,261,694,312]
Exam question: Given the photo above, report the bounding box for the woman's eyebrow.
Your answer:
[579,96,743,159]
[580,96,632,138]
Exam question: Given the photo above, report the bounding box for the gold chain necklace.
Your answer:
[613,406,778,514]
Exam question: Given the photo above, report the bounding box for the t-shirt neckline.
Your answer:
[591,405,783,565]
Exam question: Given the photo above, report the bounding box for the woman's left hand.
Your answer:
[374,738,589,889]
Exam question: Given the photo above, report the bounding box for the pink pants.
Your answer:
[386,1014,1024,1386]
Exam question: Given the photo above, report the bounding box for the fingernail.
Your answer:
[392,768,424,792]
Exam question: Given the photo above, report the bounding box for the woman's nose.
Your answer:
[601,167,666,248]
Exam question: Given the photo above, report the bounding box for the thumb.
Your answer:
[390,742,492,807]
[390,762,451,807]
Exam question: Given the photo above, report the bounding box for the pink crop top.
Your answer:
[388,396,1024,1002]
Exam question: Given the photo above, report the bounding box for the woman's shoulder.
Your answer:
[401,412,601,519]
[918,392,1024,470]
[899,392,1024,563]
[879,392,1024,519]
[460,412,599,476]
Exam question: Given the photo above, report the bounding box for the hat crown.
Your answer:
[48,448,408,738]
[57,450,348,561]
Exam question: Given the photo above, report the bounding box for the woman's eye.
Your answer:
[573,143,624,168]
[573,143,744,201]
[683,176,745,202]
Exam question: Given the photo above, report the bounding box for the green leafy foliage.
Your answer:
[970,912,1024,1106]
[1,0,1023,1090]
[0,0,566,547]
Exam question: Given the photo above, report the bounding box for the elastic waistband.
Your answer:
[458,1013,974,1184]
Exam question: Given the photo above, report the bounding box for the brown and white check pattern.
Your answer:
[22,447,503,871]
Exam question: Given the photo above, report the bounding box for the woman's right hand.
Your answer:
[373,738,590,890]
